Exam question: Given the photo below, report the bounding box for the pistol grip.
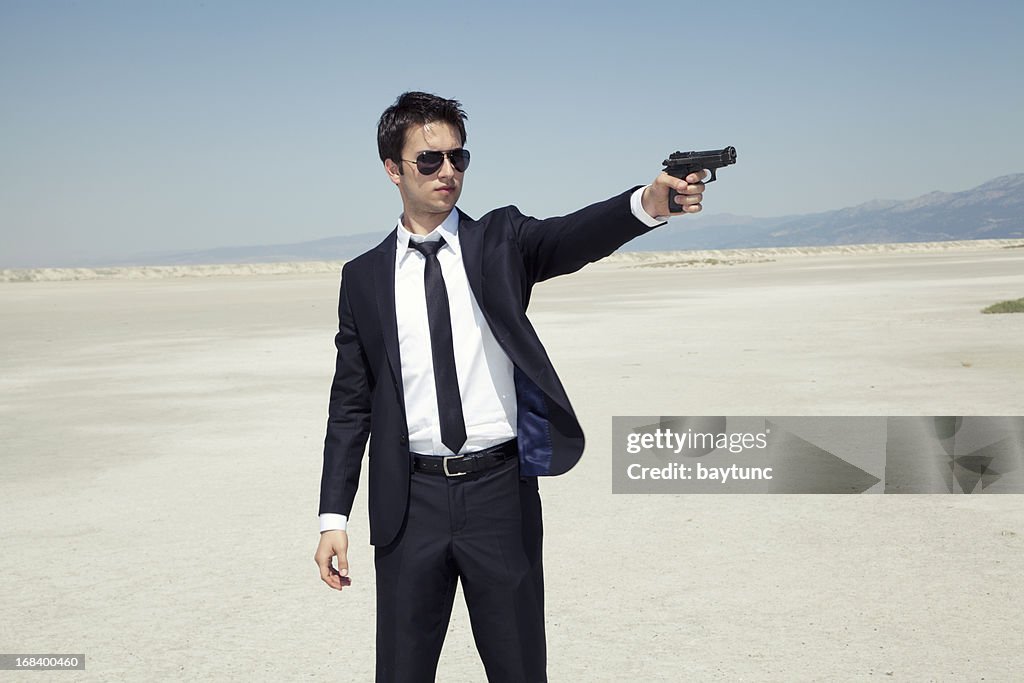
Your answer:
[667,167,716,214]
[668,187,684,214]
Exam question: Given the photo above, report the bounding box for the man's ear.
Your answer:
[384,159,402,186]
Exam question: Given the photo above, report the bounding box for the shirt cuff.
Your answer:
[630,185,669,227]
[319,513,348,532]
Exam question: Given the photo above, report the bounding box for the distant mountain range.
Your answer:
[631,172,1024,251]
[111,173,1024,266]
[122,233,386,267]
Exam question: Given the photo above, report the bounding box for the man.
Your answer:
[314,91,707,682]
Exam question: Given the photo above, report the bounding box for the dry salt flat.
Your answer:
[1,240,1023,681]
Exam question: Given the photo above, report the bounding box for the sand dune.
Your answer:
[3,238,1022,282]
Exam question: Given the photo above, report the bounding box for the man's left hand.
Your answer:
[641,169,707,218]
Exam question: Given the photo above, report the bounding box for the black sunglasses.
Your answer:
[402,148,471,175]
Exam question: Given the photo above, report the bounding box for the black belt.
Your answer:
[412,439,518,477]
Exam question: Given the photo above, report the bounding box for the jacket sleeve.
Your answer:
[511,186,658,284]
[318,262,372,517]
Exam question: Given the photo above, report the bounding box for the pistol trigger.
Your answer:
[705,168,718,183]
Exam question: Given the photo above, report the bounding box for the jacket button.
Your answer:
[399,435,408,445]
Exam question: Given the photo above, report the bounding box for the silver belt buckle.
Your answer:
[443,455,467,477]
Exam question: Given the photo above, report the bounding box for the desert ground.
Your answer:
[2,240,1022,681]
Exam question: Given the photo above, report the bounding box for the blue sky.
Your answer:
[2,0,1022,266]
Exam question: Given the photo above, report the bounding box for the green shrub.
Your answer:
[982,298,1024,314]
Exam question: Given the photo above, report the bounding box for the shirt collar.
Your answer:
[395,208,462,262]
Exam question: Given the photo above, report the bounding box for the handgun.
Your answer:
[663,146,737,213]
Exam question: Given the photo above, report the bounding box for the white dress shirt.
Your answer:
[320,186,665,532]
[395,209,519,457]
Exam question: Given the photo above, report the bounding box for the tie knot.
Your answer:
[410,238,444,258]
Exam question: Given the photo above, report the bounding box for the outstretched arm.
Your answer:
[513,170,708,283]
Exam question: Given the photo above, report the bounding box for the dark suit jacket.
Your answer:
[319,187,660,546]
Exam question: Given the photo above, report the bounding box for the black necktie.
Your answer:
[409,238,467,455]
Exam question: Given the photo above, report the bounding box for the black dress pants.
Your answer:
[374,455,546,683]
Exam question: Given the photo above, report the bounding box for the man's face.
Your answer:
[386,121,465,223]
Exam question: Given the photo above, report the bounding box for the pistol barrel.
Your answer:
[663,146,737,169]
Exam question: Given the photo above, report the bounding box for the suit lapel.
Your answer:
[457,209,485,306]
[372,231,404,406]
[461,209,528,365]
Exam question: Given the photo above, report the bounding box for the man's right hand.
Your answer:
[315,529,351,591]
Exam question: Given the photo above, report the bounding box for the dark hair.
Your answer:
[377,91,468,171]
